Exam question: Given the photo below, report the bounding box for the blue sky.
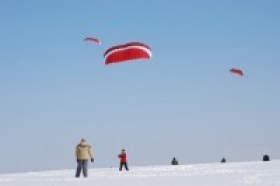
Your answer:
[0,0,279,173]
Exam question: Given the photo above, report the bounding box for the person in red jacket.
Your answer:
[118,149,129,171]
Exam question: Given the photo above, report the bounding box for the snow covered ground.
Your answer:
[1,161,280,186]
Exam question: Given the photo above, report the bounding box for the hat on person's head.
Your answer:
[81,138,86,141]
[122,149,125,151]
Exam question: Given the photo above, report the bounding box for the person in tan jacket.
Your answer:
[75,138,94,178]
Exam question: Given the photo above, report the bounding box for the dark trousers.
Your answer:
[119,162,129,171]
[76,160,88,177]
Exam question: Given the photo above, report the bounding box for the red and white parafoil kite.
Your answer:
[104,42,152,65]
[229,68,244,76]
[84,37,101,45]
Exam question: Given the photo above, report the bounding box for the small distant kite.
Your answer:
[84,37,101,45]
[229,68,244,76]
[104,42,152,65]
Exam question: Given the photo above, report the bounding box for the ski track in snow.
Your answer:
[0,161,280,186]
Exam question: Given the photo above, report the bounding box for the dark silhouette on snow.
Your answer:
[221,158,226,163]
[263,155,270,161]
[171,157,179,165]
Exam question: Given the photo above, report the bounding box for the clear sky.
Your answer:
[0,0,279,173]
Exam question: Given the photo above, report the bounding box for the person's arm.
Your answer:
[89,146,94,162]
[75,146,79,160]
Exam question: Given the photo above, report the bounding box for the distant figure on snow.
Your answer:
[263,155,270,162]
[171,157,179,165]
[75,138,94,178]
[118,149,129,171]
[221,157,226,163]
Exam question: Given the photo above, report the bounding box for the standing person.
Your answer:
[118,149,129,171]
[75,138,94,178]
[171,157,179,165]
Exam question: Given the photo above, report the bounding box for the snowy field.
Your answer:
[0,161,280,186]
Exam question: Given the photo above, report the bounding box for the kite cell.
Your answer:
[229,68,244,76]
[104,42,152,65]
[84,37,101,45]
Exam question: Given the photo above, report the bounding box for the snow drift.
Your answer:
[0,161,280,186]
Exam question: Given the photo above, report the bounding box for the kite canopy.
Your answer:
[229,68,244,76]
[84,37,101,45]
[104,42,152,65]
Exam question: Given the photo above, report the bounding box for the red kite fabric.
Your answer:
[104,42,152,65]
[229,68,244,76]
[84,37,101,45]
